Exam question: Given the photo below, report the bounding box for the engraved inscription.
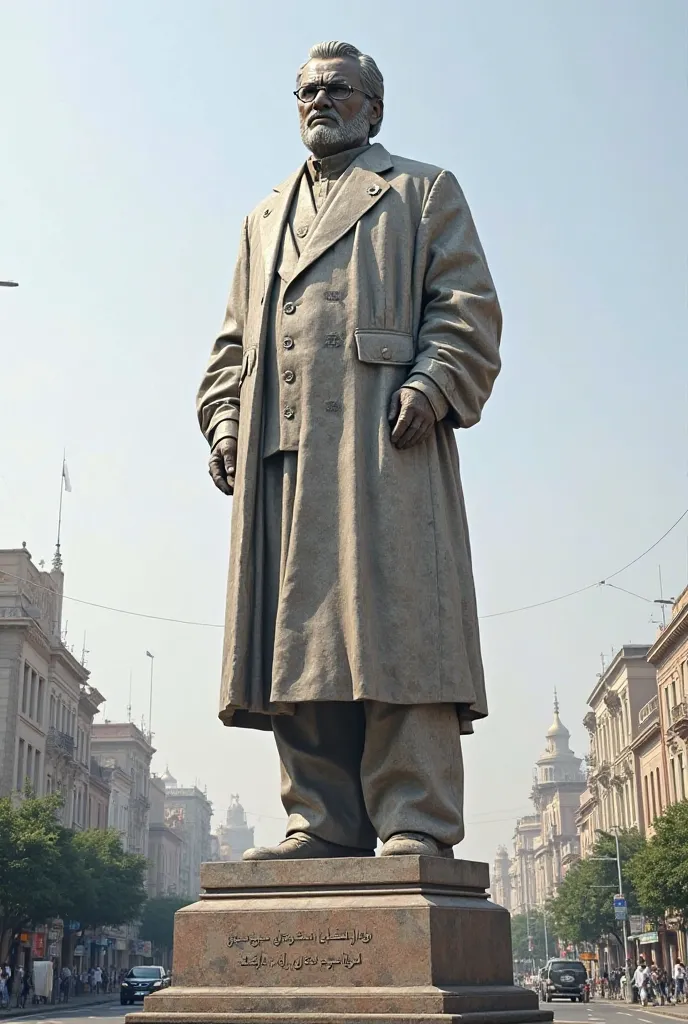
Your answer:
[228,927,373,972]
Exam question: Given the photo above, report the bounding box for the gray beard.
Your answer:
[301,102,371,158]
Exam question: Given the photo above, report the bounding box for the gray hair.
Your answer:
[299,41,384,138]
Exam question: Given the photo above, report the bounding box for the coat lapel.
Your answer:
[289,144,394,285]
[259,167,303,283]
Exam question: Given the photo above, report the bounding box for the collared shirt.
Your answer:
[306,143,371,210]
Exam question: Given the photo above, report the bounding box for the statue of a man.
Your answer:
[197,41,501,860]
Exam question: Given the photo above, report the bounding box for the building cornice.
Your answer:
[647,602,688,666]
[587,644,652,705]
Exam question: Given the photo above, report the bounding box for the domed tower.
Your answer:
[492,844,512,910]
[215,794,255,861]
[531,692,586,901]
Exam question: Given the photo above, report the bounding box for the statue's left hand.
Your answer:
[388,387,436,449]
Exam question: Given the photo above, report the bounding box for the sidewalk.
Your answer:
[0,993,118,1020]
[644,1004,688,1020]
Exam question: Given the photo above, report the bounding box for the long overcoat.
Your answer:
[197,143,502,735]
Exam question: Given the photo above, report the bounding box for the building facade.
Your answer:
[492,845,512,910]
[501,697,585,915]
[91,722,154,856]
[648,585,688,811]
[0,545,108,823]
[147,774,183,898]
[531,697,586,904]
[577,645,661,846]
[214,795,255,862]
[162,769,212,899]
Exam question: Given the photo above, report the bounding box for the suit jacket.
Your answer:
[197,142,502,732]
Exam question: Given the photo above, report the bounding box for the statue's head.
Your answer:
[296,41,384,158]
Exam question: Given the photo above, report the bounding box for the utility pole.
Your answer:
[592,829,629,999]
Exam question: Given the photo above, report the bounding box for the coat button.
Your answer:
[284,406,295,420]
[283,370,295,384]
[295,226,308,238]
[283,337,294,349]
[381,346,391,359]
[366,185,381,196]
[263,208,271,218]
[284,302,296,315]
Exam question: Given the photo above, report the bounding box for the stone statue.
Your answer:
[197,40,502,861]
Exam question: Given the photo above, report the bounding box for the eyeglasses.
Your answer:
[294,83,373,104]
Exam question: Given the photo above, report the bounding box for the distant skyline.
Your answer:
[1,0,687,862]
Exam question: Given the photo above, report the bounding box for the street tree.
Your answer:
[70,828,147,930]
[628,801,688,926]
[510,909,549,966]
[548,829,645,949]
[139,897,192,959]
[0,793,78,959]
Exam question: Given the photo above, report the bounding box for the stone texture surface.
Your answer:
[128,857,551,1024]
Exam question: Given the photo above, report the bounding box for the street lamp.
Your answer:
[592,828,630,998]
[0,280,18,287]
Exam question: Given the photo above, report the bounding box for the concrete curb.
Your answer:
[0,996,118,1020]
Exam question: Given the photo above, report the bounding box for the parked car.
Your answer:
[120,966,170,1005]
[539,959,588,1002]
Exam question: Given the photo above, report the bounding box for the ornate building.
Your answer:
[576,645,660,850]
[162,768,213,899]
[531,695,586,903]
[648,585,688,810]
[214,795,255,861]
[499,695,585,914]
[492,844,512,910]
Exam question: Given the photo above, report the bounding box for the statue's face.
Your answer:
[296,56,382,157]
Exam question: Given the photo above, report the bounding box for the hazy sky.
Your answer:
[1,1,687,864]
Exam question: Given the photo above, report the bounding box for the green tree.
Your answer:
[510,910,549,966]
[139,897,191,958]
[0,793,78,958]
[628,801,688,925]
[70,829,147,930]
[548,829,646,948]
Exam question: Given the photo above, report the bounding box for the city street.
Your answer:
[3,997,688,1024]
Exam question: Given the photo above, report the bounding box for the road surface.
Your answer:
[4,994,687,1024]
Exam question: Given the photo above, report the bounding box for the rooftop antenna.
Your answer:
[127,671,133,722]
[80,631,89,667]
[600,652,607,673]
[52,452,72,572]
[654,564,674,629]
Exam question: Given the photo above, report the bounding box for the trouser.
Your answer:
[263,452,465,850]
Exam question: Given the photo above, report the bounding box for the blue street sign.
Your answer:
[614,895,627,920]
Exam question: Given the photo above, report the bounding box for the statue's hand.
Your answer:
[388,387,435,449]
[209,437,237,495]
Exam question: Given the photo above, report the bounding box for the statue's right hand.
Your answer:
[209,437,237,496]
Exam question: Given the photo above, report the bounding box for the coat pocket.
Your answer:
[239,346,257,388]
[354,330,414,366]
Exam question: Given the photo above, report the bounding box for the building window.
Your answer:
[16,739,25,791]
[33,750,41,794]
[656,767,663,812]
[665,687,672,725]
[36,677,45,725]
[679,753,687,801]
[650,772,657,820]
[21,664,29,714]
[29,671,37,720]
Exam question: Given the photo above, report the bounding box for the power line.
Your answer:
[1,506,686,627]
[480,506,688,619]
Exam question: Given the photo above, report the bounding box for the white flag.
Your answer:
[62,459,72,493]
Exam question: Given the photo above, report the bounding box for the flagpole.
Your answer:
[53,451,66,571]
[146,652,155,743]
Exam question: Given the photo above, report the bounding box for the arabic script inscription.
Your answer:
[228,926,373,972]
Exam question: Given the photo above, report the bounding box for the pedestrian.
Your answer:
[634,962,650,1007]
[0,966,9,1009]
[93,966,102,994]
[19,971,32,1009]
[674,960,686,1003]
[59,965,71,1003]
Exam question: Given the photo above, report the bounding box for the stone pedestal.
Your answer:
[131,857,552,1024]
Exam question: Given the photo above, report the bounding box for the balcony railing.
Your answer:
[639,695,659,725]
[670,702,688,739]
[47,727,75,756]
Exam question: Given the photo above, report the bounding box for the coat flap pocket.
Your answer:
[239,346,257,385]
[354,330,415,366]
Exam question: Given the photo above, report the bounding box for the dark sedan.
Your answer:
[120,966,170,1004]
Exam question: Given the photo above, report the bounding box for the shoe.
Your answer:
[380,831,454,857]
[242,831,375,861]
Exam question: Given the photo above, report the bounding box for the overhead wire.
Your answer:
[1,507,686,627]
